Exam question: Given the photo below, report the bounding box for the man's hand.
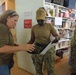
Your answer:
[51,36,60,43]
[51,38,59,43]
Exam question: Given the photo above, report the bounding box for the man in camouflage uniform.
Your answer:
[70,28,76,75]
[28,7,59,75]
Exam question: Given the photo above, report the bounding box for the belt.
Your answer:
[35,42,48,47]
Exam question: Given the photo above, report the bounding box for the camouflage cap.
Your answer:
[36,7,46,20]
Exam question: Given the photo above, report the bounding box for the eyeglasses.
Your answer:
[6,10,18,17]
[9,12,18,17]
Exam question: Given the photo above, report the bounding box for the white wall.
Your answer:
[15,0,44,74]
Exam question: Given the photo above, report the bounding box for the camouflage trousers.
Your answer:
[70,46,76,73]
[31,47,55,75]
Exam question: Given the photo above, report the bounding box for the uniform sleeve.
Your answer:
[0,25,9,47]
[50,24,58,37]
[28,27,35,44]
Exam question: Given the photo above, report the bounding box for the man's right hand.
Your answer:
[51,38,59,43]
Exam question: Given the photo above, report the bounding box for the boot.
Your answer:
[71,73,76,75]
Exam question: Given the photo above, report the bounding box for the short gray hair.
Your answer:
[0,10,19,24]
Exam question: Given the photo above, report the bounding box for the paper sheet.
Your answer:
[55,17,62,25]
[40,42,56,54]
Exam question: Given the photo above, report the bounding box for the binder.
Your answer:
[40,42,56,54]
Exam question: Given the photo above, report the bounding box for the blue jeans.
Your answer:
[0,65,10,75]
[0,60,14,75]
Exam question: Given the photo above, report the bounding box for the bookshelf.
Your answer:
[44,1,75,57]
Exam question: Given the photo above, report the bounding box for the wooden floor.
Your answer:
[11,55,71,75]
